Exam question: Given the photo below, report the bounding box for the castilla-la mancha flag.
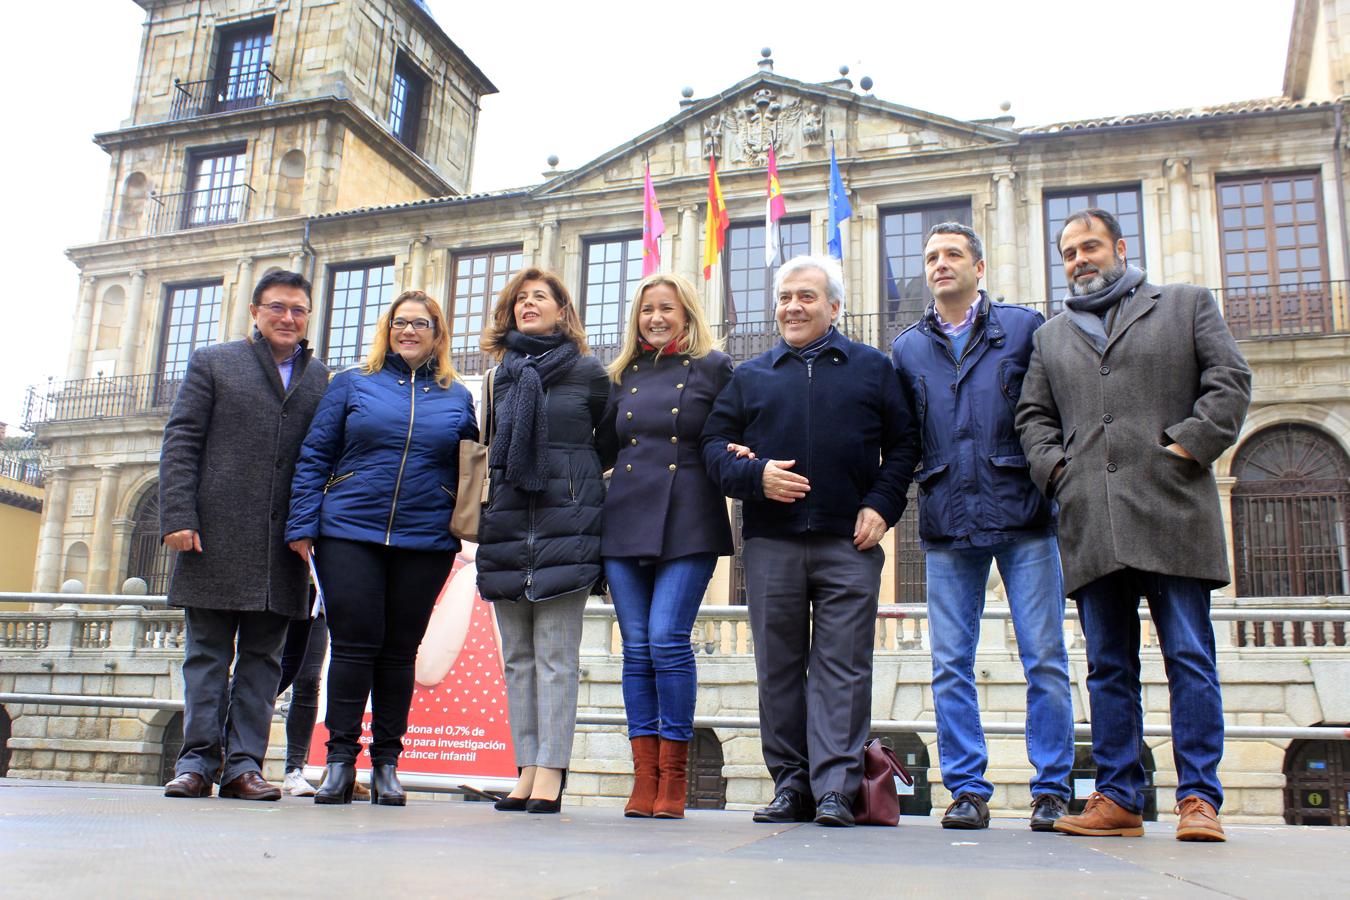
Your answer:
[641,161,665,276]
[765,144,787,266]
[703,154,729,280]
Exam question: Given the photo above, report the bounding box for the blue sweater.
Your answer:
[286,354,479,552]
[700,329,918,540]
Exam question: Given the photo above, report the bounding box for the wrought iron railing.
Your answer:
[169,64,279,120]
[23,373,182,429]
[148,184,254,233]
[1216,280,1349,340]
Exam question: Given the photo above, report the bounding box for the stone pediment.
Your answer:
[532,73,1015,195]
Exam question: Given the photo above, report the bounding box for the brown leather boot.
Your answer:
[1053,792,1144,836]
[624,735,661,818]
[652,738,689,819]
[1175,796,1226,842]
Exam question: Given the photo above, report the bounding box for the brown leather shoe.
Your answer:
[353,779,371,801]
[218,771,282,801]
[163,772,212,798]
[1175,795,1226,842]
[1053,792,1144,836]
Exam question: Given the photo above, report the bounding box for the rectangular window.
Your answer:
[581,235,643,354]
[160,282,223,381]
[1043,186,1145,311]
[1217,172,1330,338]
[880,201,973,328]
[325,261,396,368]
[214,19,273,112]
[449,246,523,371]
[184,145,249,228]
[388,54,427,150]
[724,218,811,328]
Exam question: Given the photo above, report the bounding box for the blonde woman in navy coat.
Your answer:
[599,272,733,819]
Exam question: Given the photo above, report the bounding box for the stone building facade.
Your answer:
[9,0,1350,824]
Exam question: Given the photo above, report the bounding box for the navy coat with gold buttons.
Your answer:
[599,349,735,561]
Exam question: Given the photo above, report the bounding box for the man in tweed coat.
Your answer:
[1017,208,1250,842]
[159,271,329,801]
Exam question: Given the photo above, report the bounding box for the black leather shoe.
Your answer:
[314,762,357,805]
[163,771,212,798]
[370,763,406,807]
[942,793,991,829]
[1030,794,1068,832]
[752,789,815,824]
[813,792,856,827]
[526,769,567,814]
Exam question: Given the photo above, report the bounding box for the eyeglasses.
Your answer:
[391,317,435,332]
[259,302,311,319]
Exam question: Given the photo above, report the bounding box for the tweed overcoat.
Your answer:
[159,337,329,616]
[1015,282,1251,597]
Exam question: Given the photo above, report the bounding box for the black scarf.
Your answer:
[490,330,581,493]
[1064,265,1146,354]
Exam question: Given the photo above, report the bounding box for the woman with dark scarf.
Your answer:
[476,267,613,814]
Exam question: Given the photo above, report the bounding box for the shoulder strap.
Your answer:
[483,366,497,446]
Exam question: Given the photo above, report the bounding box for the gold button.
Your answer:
[676,383,684,389]
[670,436,678,444]
[671,407,679,415]
[630,438,638,445]
[631,364,639,371]
[626,464,633,472]
[682,359,690,366]
[668,464,677,472]
[630,387,637,394]
[626,411,633,419]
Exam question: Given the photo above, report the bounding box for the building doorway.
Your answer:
[868,730,931,816]
[1284,737,1350,825]
[127,486,174,594]
[157,712,184,786]
[1070,739,1158,821]
[0,705,12,777]
[685,728,727,810]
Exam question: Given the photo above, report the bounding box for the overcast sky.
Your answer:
[0,0,1297,430]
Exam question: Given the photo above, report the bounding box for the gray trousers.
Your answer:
[493,590,587,769]
[176,607,290,784]
[744,535,883,801]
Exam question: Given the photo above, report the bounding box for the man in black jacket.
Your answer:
[702,255,918,826]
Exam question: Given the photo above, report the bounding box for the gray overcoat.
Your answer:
[1015,282,1251,597]
[159,337,329,616]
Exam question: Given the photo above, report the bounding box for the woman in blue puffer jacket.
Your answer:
[286,290,477,807]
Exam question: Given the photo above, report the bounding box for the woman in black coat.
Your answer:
[476,267,612,814]
[599,272,733,819]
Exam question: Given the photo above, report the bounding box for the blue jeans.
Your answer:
[926,534,1074,801]
[604,554,717,742]
[1076,569,1224,813]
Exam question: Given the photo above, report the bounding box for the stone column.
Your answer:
[290,252,306,277]
[537,221,558,271]
[678,206,700,285]
[67,276,97,381]
[1164,158,1195,285]
[89,465,121,594]
[409,236,429,292]
[34,468,71,597]
[1214,474,1238,598]
[992,173,1018,301]
[115,270,148,378]
[230,257,256,340]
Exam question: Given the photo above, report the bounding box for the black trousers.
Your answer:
[314,538,453,765]
[177,607,290,784]
[743,534,883,801]
[277,612,328,771]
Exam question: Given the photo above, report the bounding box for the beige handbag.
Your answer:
[450,366,496,542]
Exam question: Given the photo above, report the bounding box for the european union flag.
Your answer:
[827,142,852,260]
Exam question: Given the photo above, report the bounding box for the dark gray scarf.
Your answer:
[490,330,581,493]
[1064,265,1145,353]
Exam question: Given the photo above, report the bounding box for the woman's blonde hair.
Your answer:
[607,272,721,383]
[480,267,590,359]
[361,290,458,388]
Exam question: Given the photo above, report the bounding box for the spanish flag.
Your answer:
[703,154,729,280]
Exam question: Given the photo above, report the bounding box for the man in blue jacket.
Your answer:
[891,223,1073,831]
[702,255,917,827]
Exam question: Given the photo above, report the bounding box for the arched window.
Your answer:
[1232,424,1350,597]
[127,487,173,594]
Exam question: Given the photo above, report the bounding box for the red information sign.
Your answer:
[306,545,517,789]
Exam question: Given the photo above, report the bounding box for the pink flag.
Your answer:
[642,161,665,276]
[765,144,787,266]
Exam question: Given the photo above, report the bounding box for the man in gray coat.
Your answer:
[1017,208,1250,842]
[160,270,329,801]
